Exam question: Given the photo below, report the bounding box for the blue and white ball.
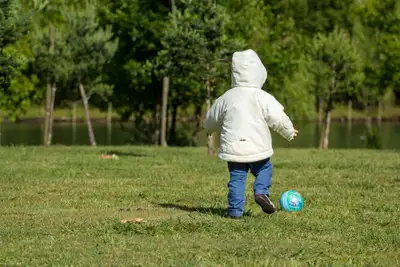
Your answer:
[279,190,304,212]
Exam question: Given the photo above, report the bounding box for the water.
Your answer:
[270,122,400,149]
[0,121,399,149]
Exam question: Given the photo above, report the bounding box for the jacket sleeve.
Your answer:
[259,92,295,141]
[203,97,224,134]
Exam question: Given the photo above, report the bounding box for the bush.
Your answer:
[365,127,381,149]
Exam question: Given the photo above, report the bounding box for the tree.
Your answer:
[158,0,243,153]
[0,0,44,120]
[259,9,314,120]
[308,28,363,149]
[223,0,315,120]
[62,1,118,146]
[353,0,400,125]
[26,0,71,145]
[98,0,168,122]
[350,20,382,128]
[272,0,356,120]
[160,0,175,147]
[280,0,355,35]
[96,0,171,146]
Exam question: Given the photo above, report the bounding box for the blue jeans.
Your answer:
[227,158,272,217]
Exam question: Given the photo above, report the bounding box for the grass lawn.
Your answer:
[1,104,400,122]
[0,147,399,266]
[331,105,400,120]
[15,105,119,120]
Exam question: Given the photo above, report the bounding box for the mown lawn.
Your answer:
[0,146,399,266]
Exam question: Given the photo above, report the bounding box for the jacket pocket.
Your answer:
[222,138,262,156]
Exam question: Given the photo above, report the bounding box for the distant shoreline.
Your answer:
[1,116,400,124]
[1,105,400,124]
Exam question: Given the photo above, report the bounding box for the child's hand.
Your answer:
[293,129,298,139]
[288,129,298,143]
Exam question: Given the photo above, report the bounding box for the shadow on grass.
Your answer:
[103,150,149,157]
[157,203,227,217]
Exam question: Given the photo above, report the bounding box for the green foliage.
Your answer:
[365,127,382,149]
[308,28,364,107]
[2,0,400,146]
[0,0,43,118]
[61,1,118,98]
[351,23,381,108]
[222,1,315,119]
[97,0,168,118]
[352,0,400,108]
[0,0,23,90]
[221,0,267,45]
[261,13,314,119]
[29,27,69,86]
[284,0,355,35]
[158,0,244,107]
[281,62,316,119]
[0,53,40,120]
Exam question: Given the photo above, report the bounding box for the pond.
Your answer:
[0,121,399,149]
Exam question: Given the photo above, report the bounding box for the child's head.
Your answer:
[231,49,267,89]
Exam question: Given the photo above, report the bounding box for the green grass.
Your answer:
[2,104,400,122]
[332,105,400,119]
[17,105,119,120]
[0,147,399,266]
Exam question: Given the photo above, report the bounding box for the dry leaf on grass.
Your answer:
[120,218,145,224]
[102,154,119,160]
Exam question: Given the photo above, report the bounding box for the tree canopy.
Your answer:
[1,0,399,147]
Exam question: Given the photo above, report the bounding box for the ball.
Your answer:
[279,190,304,212]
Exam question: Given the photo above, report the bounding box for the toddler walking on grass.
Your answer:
[203,49,298,218]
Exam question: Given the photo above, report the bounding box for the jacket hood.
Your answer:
[231,49,267,89]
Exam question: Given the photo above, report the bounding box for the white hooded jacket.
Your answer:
[203,49,295,163]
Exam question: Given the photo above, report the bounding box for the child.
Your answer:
[203,49,298,218]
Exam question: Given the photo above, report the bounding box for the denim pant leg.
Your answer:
[249,158,273,196]
[227,162,249,217]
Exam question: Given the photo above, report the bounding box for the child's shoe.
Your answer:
[255,194,276,214]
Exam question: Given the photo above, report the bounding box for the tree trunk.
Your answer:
[365,105,372,131]
[347,99,352,123]
[44,83,52,145]
[72,102,76,145]
[160,76,169,146]
[44,26,55,146]
[171,0,176,16]
[46,84,56,146]
[153,104,161,145]
[377,99,383,125]
[321,69,337,149]
[347,99,352,130]
[107,102,112,125]
[321,109,332,149]
[79,81,96,146]
[319,69,337,149]
[346,116,352,149]
[166,103,170,139]
[317,97,323,125]
[169,103,178,145]
[319,97,333,149]
[107,102,112,146]
[206,79,214,156]
[192,104,202,146]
